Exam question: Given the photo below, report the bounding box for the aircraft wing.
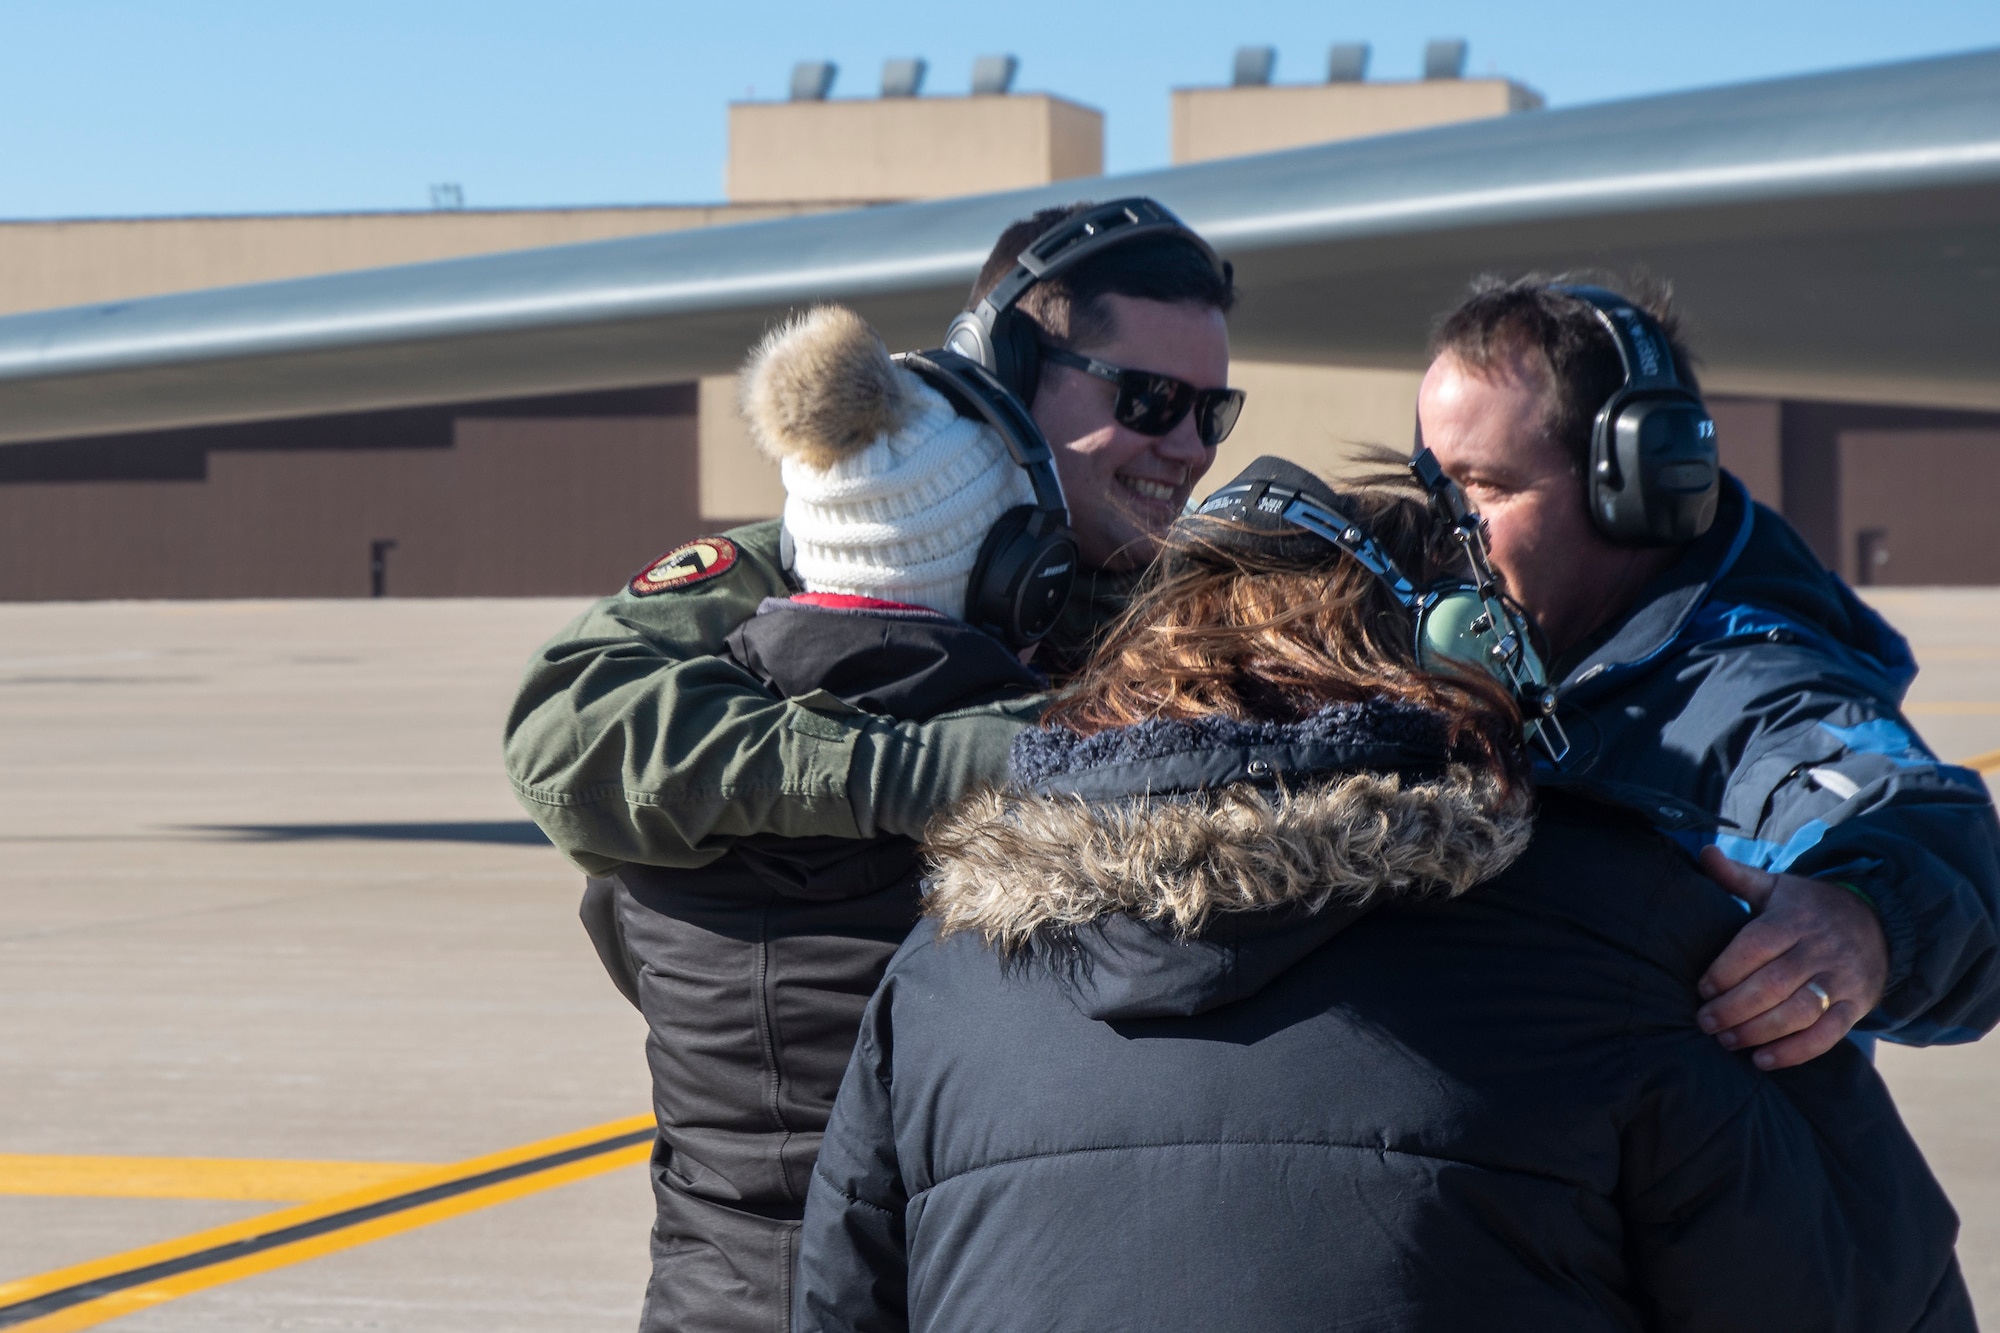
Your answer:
[0,46,1996,447]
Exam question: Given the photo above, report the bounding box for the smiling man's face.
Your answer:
[1030,293,1231,572]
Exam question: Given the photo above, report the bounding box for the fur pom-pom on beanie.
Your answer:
[739,305,1035,621]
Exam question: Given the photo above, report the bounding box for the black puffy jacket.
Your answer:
[795,704,1972,1333]
[586,596,1040,1333]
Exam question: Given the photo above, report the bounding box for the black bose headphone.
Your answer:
[1194,451,1570,764]
[890,349,1080,649]
[1552,285,1720,546]
[943,197,1232,403]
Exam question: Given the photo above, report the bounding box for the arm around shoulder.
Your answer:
[503,522,1035,872]
[1716,684,2000,1042]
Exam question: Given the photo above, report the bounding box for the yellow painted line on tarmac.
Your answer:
[1960,748,2000,774]
[1906,701,2000,716]
[0,1155,441,1202]
[0,1114,653,1333]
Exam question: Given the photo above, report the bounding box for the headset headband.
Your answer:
[1196,479,1418,605]
[973,197,1230,333]
[895,349,1071,530]
[1549,284,1684,393]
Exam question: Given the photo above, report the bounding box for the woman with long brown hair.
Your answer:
[793,456,1968,1333]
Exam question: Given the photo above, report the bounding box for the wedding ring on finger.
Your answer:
[1802,980,1832,1016]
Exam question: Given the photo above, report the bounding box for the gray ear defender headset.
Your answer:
[894,349,1079,649]
[1196,454,1571,764]
[1551,284,1719,546]
[942,197,1232,404]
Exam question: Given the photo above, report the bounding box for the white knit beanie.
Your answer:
[739,306,1035,620]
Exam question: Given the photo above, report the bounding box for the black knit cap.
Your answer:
[1176,454,1354,564]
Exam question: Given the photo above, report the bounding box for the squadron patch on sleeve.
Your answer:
[629,537,739,596]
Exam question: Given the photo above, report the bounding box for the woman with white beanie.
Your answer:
[592,305,1047,1333]
[751,306,1040,621]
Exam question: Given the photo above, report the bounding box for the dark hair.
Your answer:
[1428,274,1700,473]
[967,203,1238,355]
[1042,454,1528,797]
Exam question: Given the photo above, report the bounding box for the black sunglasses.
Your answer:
[1041,345,1245,447]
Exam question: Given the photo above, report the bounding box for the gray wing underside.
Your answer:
[2,47,1997,447]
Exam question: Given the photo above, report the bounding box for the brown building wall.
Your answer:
[1768,402,2000,581]
[0,387,705,601]
[9,387,2000,600]
[1840,429,2000,587]
[1708,396,1784,512]
[1707,398,2000,587]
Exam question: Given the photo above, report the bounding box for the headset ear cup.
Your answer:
[967,507,1031,643]
[1417,589,1556,735]
[944,312,994,369]
[1587,392,1720,545]
[1417,589,1550,684]
[1587,404,1625,541]
[988,311,1044,405]
[967,506,1078,648]
[1416,589,1494,678]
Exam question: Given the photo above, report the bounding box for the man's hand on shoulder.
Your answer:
[1693,847,1889,1070]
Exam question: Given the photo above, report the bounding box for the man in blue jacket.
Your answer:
[1416,275,2000,1068]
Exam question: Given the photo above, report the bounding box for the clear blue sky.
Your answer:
[2,0,1996,218]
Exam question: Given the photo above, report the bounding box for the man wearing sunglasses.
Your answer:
[505,198,1238,919]
[505,201,1238,1333]
[968,213,1240,569]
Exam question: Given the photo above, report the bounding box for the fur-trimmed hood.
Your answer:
[922,702,1533,1019]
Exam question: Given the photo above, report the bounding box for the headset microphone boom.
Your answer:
[1195,450,1571,764]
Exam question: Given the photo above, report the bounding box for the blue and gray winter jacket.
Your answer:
[1548,474,2000,1044]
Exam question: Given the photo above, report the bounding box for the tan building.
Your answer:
[727,94,1102,204]
[0,205,839,321]
[1172,78,1542,165]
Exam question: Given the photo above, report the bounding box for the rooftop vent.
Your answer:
[881,57,926,98]
[1423,39,1467,80]
[1232,45,1276,87]
[971,53,1018,96]
[1326,43,1370,83]
[789,60,837,101]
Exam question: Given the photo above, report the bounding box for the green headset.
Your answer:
[1191,451,1569,763]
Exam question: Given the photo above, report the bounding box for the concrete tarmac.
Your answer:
[2,592,1999,1328]
[0,598,647,1330]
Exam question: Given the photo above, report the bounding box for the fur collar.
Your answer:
[924,708,1532,953]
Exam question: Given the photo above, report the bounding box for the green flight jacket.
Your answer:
[504,520,1138,874]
